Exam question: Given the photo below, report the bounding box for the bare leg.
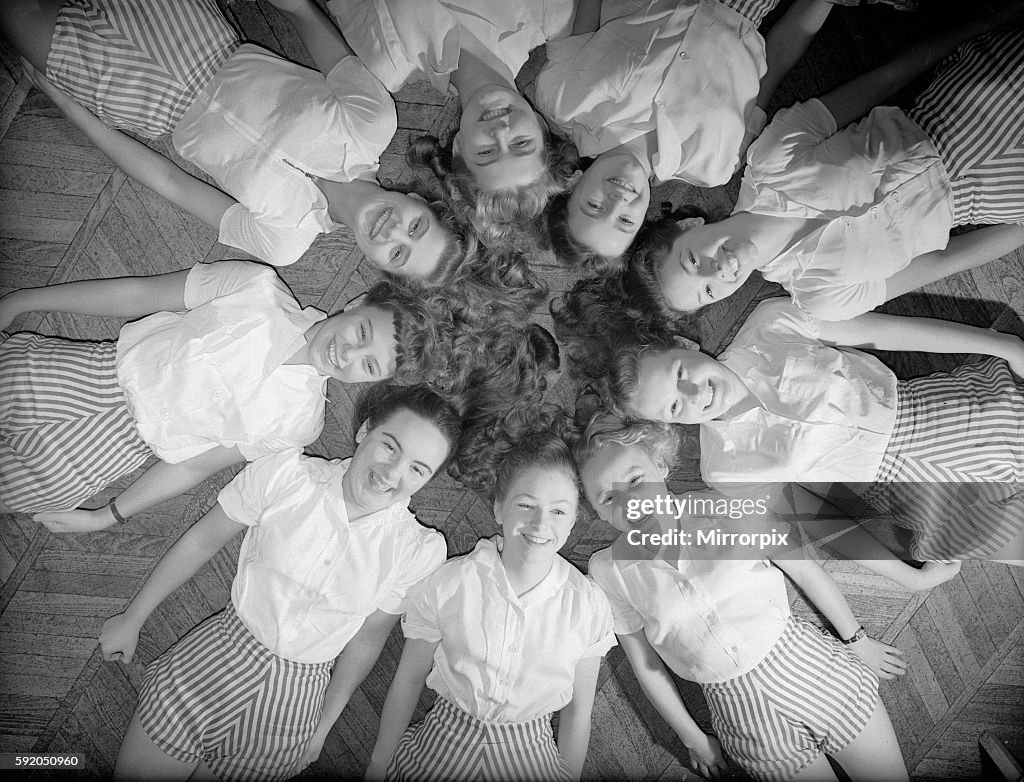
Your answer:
[0,0,64,72]
[831,701,909,782]
[114,711,198,781]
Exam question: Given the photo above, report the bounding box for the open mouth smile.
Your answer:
[367,470,396,494]
[522,533,552,547]
[480,107,512,122]
[369,207,392,239]
[327,340,341,369]
[607,177,638,194]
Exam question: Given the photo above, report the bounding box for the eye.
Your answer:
[670,400,680,416]
[409,217,422,237]
[586,200,600,210]
[688,253,699,269]
[412,465,426,477]
[551,508,566,516]
[478,148,495,157]
[383,441,396,453]
[390,246,403,264]
[627,474,644,486]
[517,502,533,510]
[705,284,715,301]
[364,358,378,378]
[512,138,530,148]
[359,324,368,343]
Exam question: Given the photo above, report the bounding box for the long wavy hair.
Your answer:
[407,130,578,246]
[363,280,454,386]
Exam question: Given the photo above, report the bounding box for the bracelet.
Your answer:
[841,626,867,645]
[108,497,128,525]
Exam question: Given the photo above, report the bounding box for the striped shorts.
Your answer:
[138,604,332,781]
[865,357,1024,560]
[703,616,879,782]
[907,27,1024,226]
[386,697,572,782]
[0,333,152,513]
[725,0,780,28]
[45,0,239,138]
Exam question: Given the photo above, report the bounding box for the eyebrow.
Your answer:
[383,432,435,474]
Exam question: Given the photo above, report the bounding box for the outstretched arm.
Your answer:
[771,557,907,680]
[885,225,1024,303]
[366,638,438,780]
[0,270,189,331]
[21,59,235,232]
[819,4,1021,129]
[97,503,245,663]
[758,0,833,112]
[618,631,728,780]
[557,656,602,781]
[816,313,1024,377]
[36,446,245,533]
[297,609,401,773]
[266,0,354,74]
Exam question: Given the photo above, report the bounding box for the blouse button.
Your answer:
[508,645,517,653]
[678,51,688,60]
[871,207,878,217]
[323,559,332,566]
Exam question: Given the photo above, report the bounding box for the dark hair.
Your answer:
[543,190,627,277]
[627,205,710,317]
[551,273,699,384]
[422,194,479,287]
[362,280,453,386]
[361,385,463,468]
[446,324,566,495]
[407,130,578,245]
[493,431,578,505]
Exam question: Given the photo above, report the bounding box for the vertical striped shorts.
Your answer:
[138,604,332,781]
[866,356,1024,560]
[386,697,572,782]
[907,27,1024,226]
[725,0,781,28]
[45,0,239,138]
[702,616,879,782]
[0,333,152,513]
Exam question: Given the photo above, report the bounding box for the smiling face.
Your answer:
[494,466,578,567]
[302,304,397,383]
[655,218,758,312]
[631,346,746,425]
[567,151,651,257]
[343,409,451,519]
[352,192,452,280]
[580,442,667,534]
[453,86,547,190]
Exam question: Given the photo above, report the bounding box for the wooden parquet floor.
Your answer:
[1,2,1023,780]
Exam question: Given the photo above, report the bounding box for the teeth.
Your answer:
[480,107,511,121]
[705,381,715,410]
[607,177,637,193]
[367,470,395,494]
[369,207,391,239]
[328,341,338,368]
[523,534,550,545]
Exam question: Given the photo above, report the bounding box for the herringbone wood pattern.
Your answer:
[1,2,1022,779]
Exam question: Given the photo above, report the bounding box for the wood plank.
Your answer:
[0,164,110,197]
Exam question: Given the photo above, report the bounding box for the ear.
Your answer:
[671,335,700,351]
[343,292,368,312]
[355,418,370,444]
[406,192,426,204]
[492,498,502,528]
[654,458,671,481]
[567,169,583,187]
[451,130,462,157]
[675,216,705,232]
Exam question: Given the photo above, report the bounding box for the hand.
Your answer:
[296,731,327,773]
[99,612,142,663]
[848,636,906,680]
[35,505,117,534]
[683,732,728,779]
[913,561,962,591]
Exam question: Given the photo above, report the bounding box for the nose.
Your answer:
[679,378,700,400]
[608,186,637,205]
[489,124,511,146]
[337,342,352,366]
[378,459,399,483]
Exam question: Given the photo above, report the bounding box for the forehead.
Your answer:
[339,304,398,371]
[364,409,450,468]
[566,191,634,256]
[502,465,577,502]
[655,251,700,312]
[467,150,546,190]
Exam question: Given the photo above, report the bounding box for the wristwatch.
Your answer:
[841,626,867,645]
